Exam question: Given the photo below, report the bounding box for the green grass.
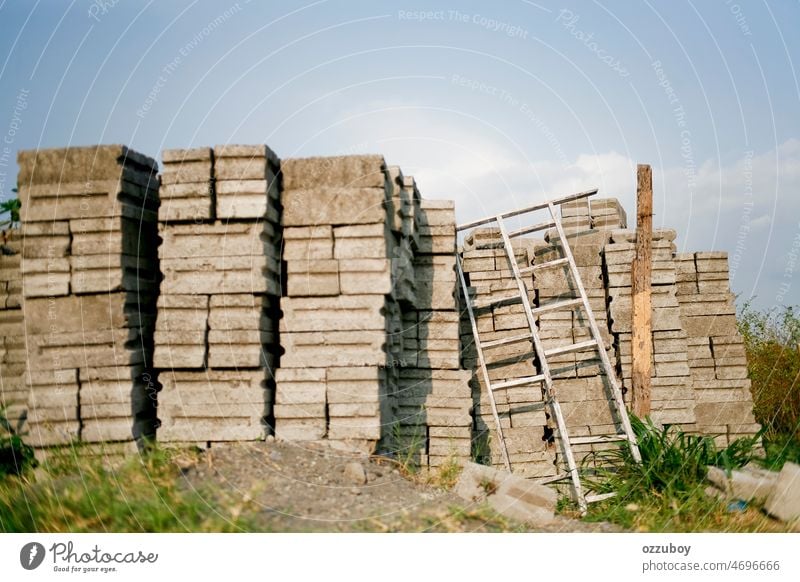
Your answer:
[0,408,35,477]
[0,444,256,532]
[578,416,787,532]
[388,417,427,476]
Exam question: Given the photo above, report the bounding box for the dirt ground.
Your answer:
[178,439,621,533]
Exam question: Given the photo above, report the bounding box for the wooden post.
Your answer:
[631,164,653,417]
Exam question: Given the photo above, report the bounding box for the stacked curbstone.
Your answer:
[0,231,25,430]
[676,251,758,445]
[155,145,281,443]
[603,228,695,426]
[397,198,471,468]
[276,155,395,450]
[17,145,160,447]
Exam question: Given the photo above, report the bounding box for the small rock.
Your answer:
[344,461,367,485]
[265,435,275,442]
[350,487,362,496]
[269,451,282,462]
[625,503,639,512]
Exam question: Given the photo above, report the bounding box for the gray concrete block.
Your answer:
[765,462,800,526]
[214,144,278,165]
[160,257,281,295]
[327,416,381,440]
[20,180,157,223]
[286,259,340,296]
[339,259,391,294]
[333,223,387,259]
[214,158,268,181]
[274,418,326,441]
[216,182,278,220]
[281,155,386,190]
[159,221,274,259]
[282,188,386,226]
[279,295,385,332]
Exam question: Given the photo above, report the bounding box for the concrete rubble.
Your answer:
[454,461,557,526]
[706,462,800,529]
[764,462,800,528]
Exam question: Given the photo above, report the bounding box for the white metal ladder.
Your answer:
[456,189,641,513]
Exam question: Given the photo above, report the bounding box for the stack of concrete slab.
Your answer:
[396,368,472,467]
[560,198,592,233]
[155,145,281,444]
[603,229,695,427]
[276,155,394,449]
[159,148,214,222]
[17,145,160,447]
[214,145,281,221]
[0,232,25,430]
[676,251,758,444]
[396,197,469,468]
[459,228,556,478]
[590,197,627,231]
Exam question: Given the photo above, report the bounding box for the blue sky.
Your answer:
[1,0,798,309]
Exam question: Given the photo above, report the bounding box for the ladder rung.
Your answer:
[508,220,556,239]
[569,434,629,445]
[544,339,598,357]
[530,257,570,273]
[530,297,583,316]
[519,257,570,276]
[471,294,522,310]
[480,333,533,349]
[586,492,616,503]
[457,188,598,231]
[490,375,545,391]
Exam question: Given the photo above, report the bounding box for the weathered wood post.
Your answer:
[631,164,653,417]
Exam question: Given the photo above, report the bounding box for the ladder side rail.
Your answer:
[456,252,512,471]
[496,216,587,512]
[547,202,642,464]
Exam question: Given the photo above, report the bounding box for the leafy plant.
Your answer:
[388,414,427,476]
[0,188,20,230]
[428,456,462,490]
[586,416,758,496]
[0,407,35,477]
[579,416,778,531]
[737,301,800,466]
